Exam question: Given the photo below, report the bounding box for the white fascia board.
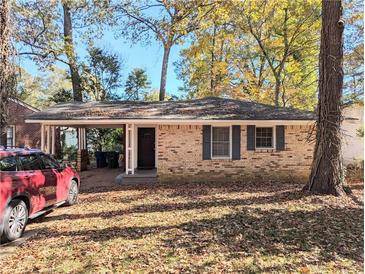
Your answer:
[25,119,315,126]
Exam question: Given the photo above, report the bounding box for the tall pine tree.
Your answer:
[0,0,14,147]
[304,0,348,195]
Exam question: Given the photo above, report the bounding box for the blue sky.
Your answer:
[19,30,186,97]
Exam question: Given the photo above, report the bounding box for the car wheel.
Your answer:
[1,199,28,242]
[66,180,78,206]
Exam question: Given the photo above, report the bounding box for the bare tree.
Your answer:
[62,2,83,101]
[114,1,218,101]
[14,1,110,102]
[304,0,347,195]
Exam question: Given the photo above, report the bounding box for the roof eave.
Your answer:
[25,118,316,126]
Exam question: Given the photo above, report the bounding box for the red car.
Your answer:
[0,148,80,242]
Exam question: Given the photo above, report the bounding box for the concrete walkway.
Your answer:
[80,167,124,191]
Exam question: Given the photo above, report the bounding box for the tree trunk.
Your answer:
[159,46,171,101]
[304,0,346,196]
[210,23,216,95]
[0,0,11,146]
[63,3,83,102]
[274,77,280,107]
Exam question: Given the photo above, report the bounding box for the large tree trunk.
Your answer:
[159,45,171,101]
[0,0,11,146]
[304,0,346,196]
[63,3,83,102]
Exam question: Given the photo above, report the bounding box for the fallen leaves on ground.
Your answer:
[0,179,363,273]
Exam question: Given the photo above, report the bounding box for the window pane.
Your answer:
[212,127,229,142]
[19,155,44,171]
[212,127,230,157]
[6,127,13,147]
[212,142,230,157]
[0,156,17,171]
[256,127,273,148]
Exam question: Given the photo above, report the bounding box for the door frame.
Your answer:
[134,125,157,169]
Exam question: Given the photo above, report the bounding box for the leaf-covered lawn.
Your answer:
[0,179,363,273]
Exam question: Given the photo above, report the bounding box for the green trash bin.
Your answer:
[106,151,119,168]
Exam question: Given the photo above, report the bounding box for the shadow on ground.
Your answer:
[23,180,363,272]
[34,206,363,267]
[34,188,306,222]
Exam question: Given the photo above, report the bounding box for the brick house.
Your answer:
[26,97,315,182]
[341,103,364,165]
[3,98,41,148]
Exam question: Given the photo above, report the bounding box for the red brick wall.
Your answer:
[8,100,41,148]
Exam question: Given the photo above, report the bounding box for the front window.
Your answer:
[6,126,14,147]
[212,126,230,158]
[256,127,273,148]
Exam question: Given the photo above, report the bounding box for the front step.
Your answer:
[115,174,159,185]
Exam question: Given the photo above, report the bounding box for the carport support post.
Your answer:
[122,124,126,170]
[77,127,87,172]
[41,124,45,151]
[51,126,55,155]
[46,125,51,153]
[125,123,135,175]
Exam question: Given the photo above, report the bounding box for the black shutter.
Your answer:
[232,125,241,160]
[276,125,285,151]
[247,125,256,151]
[202,125,211,160]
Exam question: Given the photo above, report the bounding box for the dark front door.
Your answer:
[138,128,155,169]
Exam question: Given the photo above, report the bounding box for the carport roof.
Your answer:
[26,97,316,122]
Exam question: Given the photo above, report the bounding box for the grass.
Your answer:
[0,179,363,273]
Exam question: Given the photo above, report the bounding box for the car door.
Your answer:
[18,154,55,209]
[37,154,59,206]
[39,154,63,203]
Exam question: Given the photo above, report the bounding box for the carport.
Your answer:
[32,121,128,173]
[25,100,160,176]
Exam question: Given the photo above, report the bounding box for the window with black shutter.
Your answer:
[231,125,241,160]
[276,125,285,151]
[211,126,230,158]
[202,125,211,160]
[255,127,273,148]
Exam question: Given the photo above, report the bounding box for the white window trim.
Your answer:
[6,125,15,147]
[255,126,276,150]
[211,125,232,159]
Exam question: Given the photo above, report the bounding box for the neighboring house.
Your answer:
[26,97,316,182]
[342,103,364,165]
[3,98,41,148]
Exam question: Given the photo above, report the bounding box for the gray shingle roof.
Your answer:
[27,97,316,121]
